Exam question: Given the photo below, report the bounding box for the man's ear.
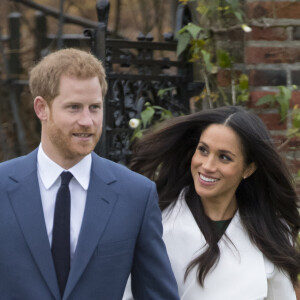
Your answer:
[243,162,257,179]
[34,96,49,121]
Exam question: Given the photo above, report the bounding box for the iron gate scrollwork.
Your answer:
[85,0,203,164]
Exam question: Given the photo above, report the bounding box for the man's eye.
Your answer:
[91,105,101,110]
[70,105,79,110]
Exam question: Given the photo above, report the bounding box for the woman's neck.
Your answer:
[201,196,238,221]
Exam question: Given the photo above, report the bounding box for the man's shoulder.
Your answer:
[91,153,153,186]
[0,154,26,170]
[0,150,37,176]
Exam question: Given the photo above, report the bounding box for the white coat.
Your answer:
[162,191,296,300]
[123,191,296,300]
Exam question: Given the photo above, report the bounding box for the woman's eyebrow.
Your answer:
[219,149,236,157]
[199,141,237,157]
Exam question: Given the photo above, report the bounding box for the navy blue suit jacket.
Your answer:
[0,149,179,300]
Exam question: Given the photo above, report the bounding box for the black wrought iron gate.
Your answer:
[84,0,203,164]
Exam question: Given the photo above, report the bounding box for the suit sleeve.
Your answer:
[129,182,179,300]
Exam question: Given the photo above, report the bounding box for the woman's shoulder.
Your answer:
[162,187,189,222]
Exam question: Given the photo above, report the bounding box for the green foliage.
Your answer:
[141,106,155,128]
[176,1,300,233]
[256,86,297,121]
[194,0,244,22]
[292,105,300,130]
[256,88,300,180]
[130,103,174,141]
[288,105,300,141]
[157,87,176,99]
[178,22,203,39]
[236,74,249,103]
[175,0,251,106]
[176,22,212,71]
[175,23,205,57]
[176,32,191,57]
[140,105,173,128]
[201,50,213,73]
[217,49,233,69]
[196,3,209,15]
[226,0,244,22]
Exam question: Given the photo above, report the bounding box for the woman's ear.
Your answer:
[34,96,49,121]
[243,162,257,179]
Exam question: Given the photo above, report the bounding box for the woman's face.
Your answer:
[191,124,255,205]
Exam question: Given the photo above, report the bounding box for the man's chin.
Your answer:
[76,147,95,157]
[63,147,94,161]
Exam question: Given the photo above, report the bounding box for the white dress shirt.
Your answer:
[37,145,91,262]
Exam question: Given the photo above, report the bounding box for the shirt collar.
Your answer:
[37,144,92,190]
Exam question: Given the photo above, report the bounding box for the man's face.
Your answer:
[41,75,103,168]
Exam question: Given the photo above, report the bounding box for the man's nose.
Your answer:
[78,109,93,127]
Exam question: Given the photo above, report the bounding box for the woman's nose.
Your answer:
[202,156,217,172]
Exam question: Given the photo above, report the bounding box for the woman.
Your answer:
[123,106,300,299]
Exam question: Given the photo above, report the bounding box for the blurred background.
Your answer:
[0,0,299,193]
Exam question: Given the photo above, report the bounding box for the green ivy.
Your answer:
[130,103,174,141]
[256,86,297,121]
[175,0,251,106]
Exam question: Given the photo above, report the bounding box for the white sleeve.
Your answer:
[264,257,296,300]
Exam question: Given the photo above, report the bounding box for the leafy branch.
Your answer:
[256,86,297,121]
[175,0,251,107]
[130,102,174,141]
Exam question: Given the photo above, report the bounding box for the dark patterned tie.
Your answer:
[52,171,73,296]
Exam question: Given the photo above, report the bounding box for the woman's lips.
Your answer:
[198,173,220,185]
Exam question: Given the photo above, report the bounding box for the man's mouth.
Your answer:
[73,133,93,137]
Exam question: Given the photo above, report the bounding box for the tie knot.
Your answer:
[60,171,73,186]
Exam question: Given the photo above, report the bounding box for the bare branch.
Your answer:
[10,0,98,28]
[211,19,300,33]
[277,129,300,151]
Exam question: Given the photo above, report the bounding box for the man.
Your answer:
[0,48,179,300]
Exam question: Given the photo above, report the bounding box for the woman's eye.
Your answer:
[220,154,232,162]
[198,146,208,154]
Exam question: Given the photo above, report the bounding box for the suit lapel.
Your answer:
[7,150,61,300]
[63,154,118,300]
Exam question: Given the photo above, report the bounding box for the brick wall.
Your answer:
[216,0,300,184]
[245,0,300,182]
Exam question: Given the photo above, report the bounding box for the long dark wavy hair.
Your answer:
[129,106,300,286]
